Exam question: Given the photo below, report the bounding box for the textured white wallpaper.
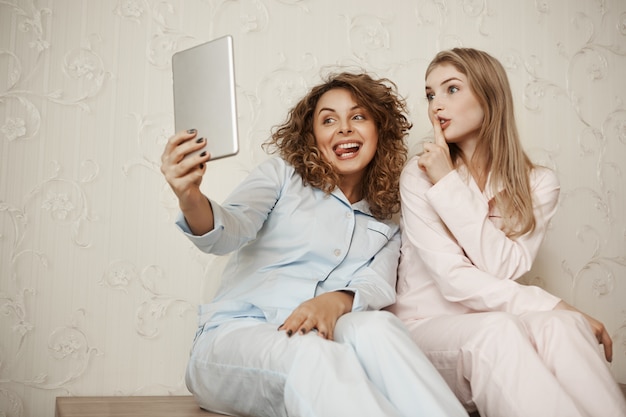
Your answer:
[0,0,625,416]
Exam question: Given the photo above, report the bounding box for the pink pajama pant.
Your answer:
[406,310,626,417]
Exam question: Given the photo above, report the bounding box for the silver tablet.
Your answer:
[172,35,239,161]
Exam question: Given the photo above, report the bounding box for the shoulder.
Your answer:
[401,154,466,195]
[529,166,560,208]
[402,154,420,175]
[256,155,289,171]
[252,156,298,179]
[530,165,560,190]
[235,157,303,196]
[400,155,429,185]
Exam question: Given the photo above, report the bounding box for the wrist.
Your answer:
[180,195,214,236]
[337,290,355,314]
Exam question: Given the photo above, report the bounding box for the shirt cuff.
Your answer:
[174,200,224,249]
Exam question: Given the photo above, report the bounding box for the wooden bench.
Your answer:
[55,396,226,417]
[55,384,626,416]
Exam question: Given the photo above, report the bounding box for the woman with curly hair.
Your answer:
[160,72,467,417]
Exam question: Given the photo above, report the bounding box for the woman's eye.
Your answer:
[449,86,459,94]
[352,114,365,120]
[321,116,334,124]
[426,93,434,101]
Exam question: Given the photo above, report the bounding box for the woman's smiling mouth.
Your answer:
[334,142,362,159]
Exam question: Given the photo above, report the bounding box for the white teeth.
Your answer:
[338,142,360,149]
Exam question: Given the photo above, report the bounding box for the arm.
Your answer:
[175,157,287,256]
[418,114,560,280]
[161,129,214,235]
[401,160,560,314]
[345,225,400,311]
[426,167,560,280]
[279,220,401,340]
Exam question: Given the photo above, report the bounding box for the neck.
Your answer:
[458,144,488,192]
[469,163,488,191]
[338,175,363,204]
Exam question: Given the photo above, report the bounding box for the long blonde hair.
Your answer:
[264,72,410,220]
[426,48,536,237]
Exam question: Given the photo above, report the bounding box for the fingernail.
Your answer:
[200,151,207,157]
[199,163,204,169]
[287,330,293,337]
[300,328,306,335]
[196,137,204,143]
[187,128,197,134]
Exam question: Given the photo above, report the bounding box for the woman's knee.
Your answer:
[337,310,403,335]
[521,309,593,344]
[459,313,537,380]
[467,312,528,348]
[334,310,410,348]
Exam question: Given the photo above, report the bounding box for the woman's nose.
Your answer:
[338,120,353,134]
[431,96,444,111]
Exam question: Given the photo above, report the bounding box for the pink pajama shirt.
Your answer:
[389,156,626,417]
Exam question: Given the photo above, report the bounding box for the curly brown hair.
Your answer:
[263,72,410,220]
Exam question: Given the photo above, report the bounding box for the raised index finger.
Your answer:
[430,114,447,148]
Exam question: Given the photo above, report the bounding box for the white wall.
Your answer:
[1,0,625,415]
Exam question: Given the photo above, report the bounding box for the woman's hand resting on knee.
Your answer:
[278,291,355,341]
[554,300,613,362]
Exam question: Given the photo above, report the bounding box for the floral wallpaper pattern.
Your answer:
[0,0,624,415]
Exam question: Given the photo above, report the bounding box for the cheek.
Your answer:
[468,107,485,127]
[371,133,379,149]
[365,133,379,159]
[312,127,321,146]
[313,127,332,147]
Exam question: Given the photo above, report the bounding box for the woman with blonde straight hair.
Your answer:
[389,48,626,417]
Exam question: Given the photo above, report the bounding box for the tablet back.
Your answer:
[172,35,239,161]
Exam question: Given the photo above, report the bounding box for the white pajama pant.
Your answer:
[405,310,626,417]
[185,310,468,417]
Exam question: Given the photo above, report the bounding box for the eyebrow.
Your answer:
[425,77,463,90]
[317,105,362,115]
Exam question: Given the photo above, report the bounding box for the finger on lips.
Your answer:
[430,114,447,145]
